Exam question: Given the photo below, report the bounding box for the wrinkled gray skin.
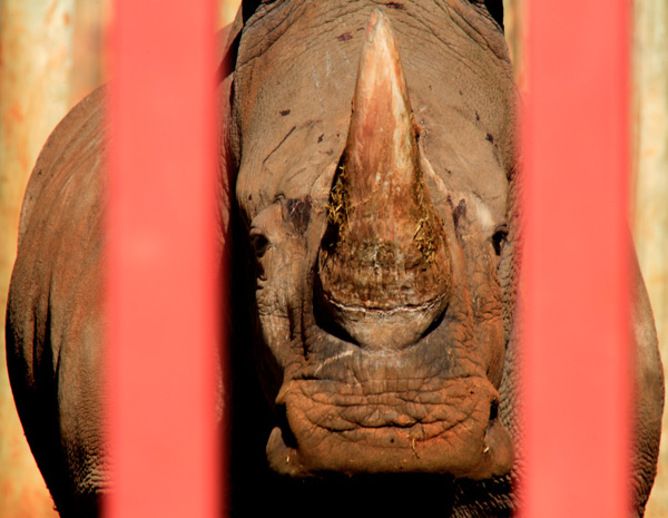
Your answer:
[5,1,664,517]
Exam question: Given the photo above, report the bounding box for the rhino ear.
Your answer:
[242,0,260,21]
[241,0,273,21]
[483,0,504,29]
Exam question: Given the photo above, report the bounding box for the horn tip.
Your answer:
[366,9,389,43]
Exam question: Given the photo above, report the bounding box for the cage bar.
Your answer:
[520,0,632,516]
[106,1,220,516]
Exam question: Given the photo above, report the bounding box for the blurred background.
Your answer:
[0,1,665,516]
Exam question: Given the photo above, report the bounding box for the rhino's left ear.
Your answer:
[216,4,244,81]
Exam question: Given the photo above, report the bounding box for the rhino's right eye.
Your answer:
[250,232,270,259]
[491,225,508,256]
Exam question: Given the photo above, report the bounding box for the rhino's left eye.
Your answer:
[250,232,270,259]
[250,231,270,282]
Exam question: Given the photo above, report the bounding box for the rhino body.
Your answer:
[5,1,664,516]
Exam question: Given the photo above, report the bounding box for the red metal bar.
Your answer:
[520,1,632,516]
[106,1,219,517]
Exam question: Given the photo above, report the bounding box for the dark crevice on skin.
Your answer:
[489,398,499,423]
[312,276,361,346]
[262,126,297,167]
[484,0,504,29]
[419,303,447,339]
[275,405,299,449]
[492,226,508,256]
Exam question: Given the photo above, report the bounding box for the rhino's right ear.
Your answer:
[483,0,504,29]
[470,0,504,30]
[242,0,274,22]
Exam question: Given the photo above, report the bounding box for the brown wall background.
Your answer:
[0,0,665,515]
[1,2,75,515]
[503,1,668,515]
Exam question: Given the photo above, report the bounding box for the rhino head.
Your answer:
[230,1,516,480]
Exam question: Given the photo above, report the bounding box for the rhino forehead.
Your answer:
[234,0,514,221]
[236,117,345,216]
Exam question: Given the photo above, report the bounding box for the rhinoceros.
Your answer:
[5,1,664,517]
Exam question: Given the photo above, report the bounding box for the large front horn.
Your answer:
[317,10,451,350]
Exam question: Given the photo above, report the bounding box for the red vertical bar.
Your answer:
[520,1,631,517]
[106,1,219,517]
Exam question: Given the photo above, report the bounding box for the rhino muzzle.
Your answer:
[317,10,451,351]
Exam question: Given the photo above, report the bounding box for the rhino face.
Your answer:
[232,1,515,479]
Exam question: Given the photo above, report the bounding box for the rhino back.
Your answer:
[6,87,107,516]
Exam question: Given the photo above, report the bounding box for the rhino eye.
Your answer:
[250,232,270,259]
[491,226,508,256]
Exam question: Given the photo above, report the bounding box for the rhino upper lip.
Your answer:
[295,342,455,383]
[298,303,472,381]
[311,273,449,348]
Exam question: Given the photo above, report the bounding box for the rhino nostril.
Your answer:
[275,404,298,450]
[489,399,499,423]
[419,304,447,340]
[313,278,360,346]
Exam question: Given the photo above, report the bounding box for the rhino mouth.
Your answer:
[265,312,513,479]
